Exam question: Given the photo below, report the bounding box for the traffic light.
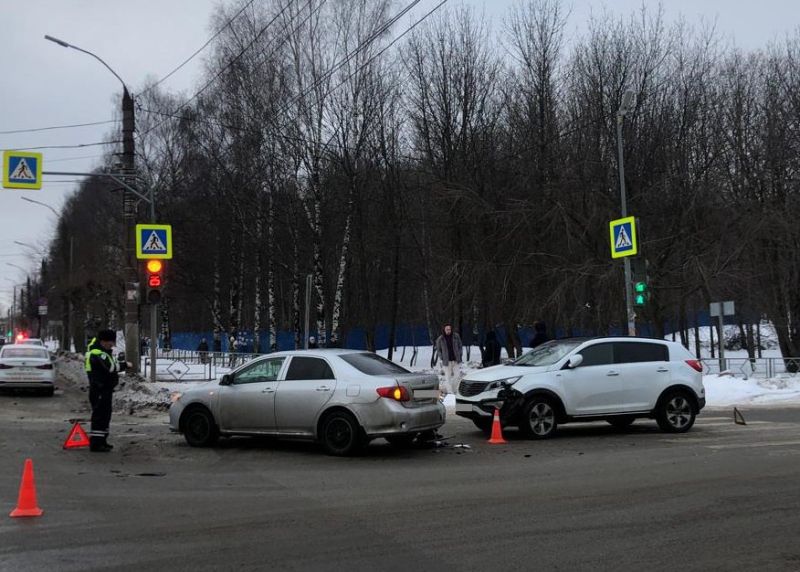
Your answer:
[634,281,648,306]
[145,260,164,304]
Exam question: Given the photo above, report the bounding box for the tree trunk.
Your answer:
[267,188,277,351]
[252,194,264,353]
[331,189,354,346]
[387,240,401,361]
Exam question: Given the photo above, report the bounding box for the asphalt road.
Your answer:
[1,368,799,571]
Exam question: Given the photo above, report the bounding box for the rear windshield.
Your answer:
[1,348,50,359]
[340,353,410,375]
[16,339,43,346]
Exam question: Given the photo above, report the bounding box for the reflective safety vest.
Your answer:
[84,339,119,373]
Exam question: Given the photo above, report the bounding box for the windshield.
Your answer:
[340,352,410,375]
[1,347,50,360]
[513,339,584,367]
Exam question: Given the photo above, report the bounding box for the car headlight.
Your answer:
[170,391,183,403]
[487,376,521,391]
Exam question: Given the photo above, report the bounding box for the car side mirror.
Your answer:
[566,354,584,369]
[219,374,232,386]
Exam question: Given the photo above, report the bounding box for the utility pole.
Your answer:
[122,87,140,372]
[616,91,636,337]
[44,35,143,369]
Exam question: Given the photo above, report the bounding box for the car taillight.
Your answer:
[36,364,53,370]
[686,359,702,372]
[376,385,410,402]
[0,363,13,369]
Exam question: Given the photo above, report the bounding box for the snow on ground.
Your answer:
[704,374,800,407]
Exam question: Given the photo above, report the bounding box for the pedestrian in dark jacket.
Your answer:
[529,321,549,349]
[434,324,462,396]
[85,329,128,452]
[197,338,209,364]
[481,330,502,367]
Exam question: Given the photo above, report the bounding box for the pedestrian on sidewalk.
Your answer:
[435,324,462,397]
[529,321,549,349]
[197,337,209,364]
[481,330,502,367]
[85,329,130,452]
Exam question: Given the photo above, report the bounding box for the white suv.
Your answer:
[456,337,705,439]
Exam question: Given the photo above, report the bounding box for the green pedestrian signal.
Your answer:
[634,281,648,306]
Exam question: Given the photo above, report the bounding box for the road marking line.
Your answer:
[696,421,773,427]
[707,440,800,450]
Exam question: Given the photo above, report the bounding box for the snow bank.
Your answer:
[704,374,800,407]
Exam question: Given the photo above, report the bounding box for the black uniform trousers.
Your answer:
[89,384,113,439]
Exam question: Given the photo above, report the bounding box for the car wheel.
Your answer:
[182,407,219,447]
[656,391,696,433]
[321,411,366,456]
[607,416,635,429]
[473,418,493,436]
[385,434,417,448]
[520,397,558,439]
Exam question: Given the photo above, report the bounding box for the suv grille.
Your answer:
[459,380,489,397]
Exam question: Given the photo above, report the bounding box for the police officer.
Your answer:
[85,329,128,452]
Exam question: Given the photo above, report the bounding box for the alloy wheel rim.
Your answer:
[666,396,692,428]
[529,402,555,436]
[327,418,352,449]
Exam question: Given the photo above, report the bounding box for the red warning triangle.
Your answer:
[63,422,91,449]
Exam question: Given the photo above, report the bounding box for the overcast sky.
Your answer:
[1,0,796,312]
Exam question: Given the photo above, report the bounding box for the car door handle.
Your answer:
[316,386,331,392]
[261,388,275,394]
[657,368,669,373]
[606,371,620,377]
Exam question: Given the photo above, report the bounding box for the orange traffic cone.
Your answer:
[9,459,43,518]
[487,408,507,444]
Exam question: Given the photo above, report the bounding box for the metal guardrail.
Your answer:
[142,350,264,382]
[700,357,800,379]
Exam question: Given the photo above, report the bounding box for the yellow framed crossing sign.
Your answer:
[609,216,638,258]
[3,151,43,190]
[136,224,173,259]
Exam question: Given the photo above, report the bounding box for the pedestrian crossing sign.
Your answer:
[609,216,638,259]
[136,224,172,259]
[3,150,43,190]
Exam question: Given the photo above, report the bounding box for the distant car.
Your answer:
[456,337,705,438]
[169,349,445,456]
[0,344,56,396]
[15,337,44,347]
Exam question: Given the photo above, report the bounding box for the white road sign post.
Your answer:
[709,301,735,372]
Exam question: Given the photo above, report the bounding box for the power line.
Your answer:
[10,140,123,151]
[275,0,423,118]
[0,119,118,136]
[141,0,259,95]
[47,154,108,163]
[141,0,304,138]
[137,0,449,161]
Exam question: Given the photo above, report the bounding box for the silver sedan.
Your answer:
[169,349,445,455]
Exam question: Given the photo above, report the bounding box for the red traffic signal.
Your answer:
[145,260,164,304]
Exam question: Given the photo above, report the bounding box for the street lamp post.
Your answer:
[45,34,140,371]
[19,197,73,351]
[616,90,636,337]
[6,264,27,336]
